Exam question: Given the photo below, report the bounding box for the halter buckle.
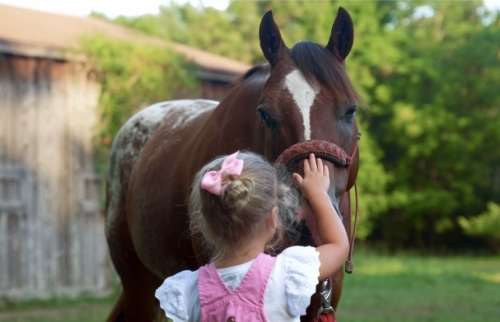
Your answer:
[317,277,334,318]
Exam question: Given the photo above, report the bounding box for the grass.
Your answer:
[1,251,499,321]
[0,290,119,322]
[336,251,500,322]
[0,305,111,322]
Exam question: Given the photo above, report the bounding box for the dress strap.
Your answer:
[232,253,276,306]
[198,254,276,307]
[198,262,228,306]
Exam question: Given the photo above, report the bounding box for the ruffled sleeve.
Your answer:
[155,270,195,322]
[281,246,320,317]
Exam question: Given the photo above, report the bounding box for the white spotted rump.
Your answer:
[105,99,217,234]
[284,69,318,141]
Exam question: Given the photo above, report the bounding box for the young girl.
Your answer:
[155,151,349,321]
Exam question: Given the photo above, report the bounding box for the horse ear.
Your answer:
[326,7,354,61]
[259,11,288,67]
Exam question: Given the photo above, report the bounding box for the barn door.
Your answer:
[0,166,33,295]
[70,172,108,290]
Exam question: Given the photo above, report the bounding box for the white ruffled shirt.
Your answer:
[155,246,320,322]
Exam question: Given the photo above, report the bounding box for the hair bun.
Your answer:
[222,177,255,211]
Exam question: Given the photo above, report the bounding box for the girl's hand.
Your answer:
[293,154,330,200]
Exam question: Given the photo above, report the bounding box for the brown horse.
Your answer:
[105,7,362,322]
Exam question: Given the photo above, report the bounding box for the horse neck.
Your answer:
[199,75,268,156]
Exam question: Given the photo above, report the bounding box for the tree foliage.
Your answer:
[80,35,200,170]
[459,202,500,239]
[93,1,500,252]
[82,36,200,141]
[366,2,500,251]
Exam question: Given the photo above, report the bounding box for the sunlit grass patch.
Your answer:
[337,250,500,322]
[472,272,500,283]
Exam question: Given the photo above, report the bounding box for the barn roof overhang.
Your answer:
[0,40,87,62]
[0,4,251,83]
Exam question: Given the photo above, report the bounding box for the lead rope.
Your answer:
[344,182,359,274]
[340,133,360,274]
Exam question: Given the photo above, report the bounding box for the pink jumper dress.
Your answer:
[197,253,277,322]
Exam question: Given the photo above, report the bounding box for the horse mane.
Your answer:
[232,64,271,86]
[289,41,363,104]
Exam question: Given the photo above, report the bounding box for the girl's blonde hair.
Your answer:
[189,151,298,261]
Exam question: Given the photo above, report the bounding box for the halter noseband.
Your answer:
[275,140,352,169]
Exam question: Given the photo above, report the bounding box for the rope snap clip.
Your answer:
[317,277,334,318]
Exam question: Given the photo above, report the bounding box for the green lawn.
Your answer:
[1,252,499,321]
[336,252,500,322]
[0,291,118,322]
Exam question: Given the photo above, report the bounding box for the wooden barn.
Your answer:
[0,4,249,299]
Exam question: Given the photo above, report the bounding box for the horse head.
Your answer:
[258,7,361,233]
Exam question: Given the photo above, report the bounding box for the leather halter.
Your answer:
[275,140,352,169]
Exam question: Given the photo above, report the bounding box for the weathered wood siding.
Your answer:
[0,54,111,299]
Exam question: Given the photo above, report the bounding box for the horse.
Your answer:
[105,7,362,322]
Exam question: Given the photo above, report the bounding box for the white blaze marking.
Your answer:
[284,69,318,140]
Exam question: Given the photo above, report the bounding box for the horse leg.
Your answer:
[106,200,162,322]
[106,291,125,322]
[119,257,162,322]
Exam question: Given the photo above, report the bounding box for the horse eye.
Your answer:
[258,107,274,127]
[344,107,357,119]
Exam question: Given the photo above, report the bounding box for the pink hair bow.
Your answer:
[200,151,244,196]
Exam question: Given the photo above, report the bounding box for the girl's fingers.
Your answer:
[293,173,303,185]
[324,165,329,177]
[309,153,317,172]
[303,156,311,174]
[317,158,323,174]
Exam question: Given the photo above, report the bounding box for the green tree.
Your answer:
[81,35,200,170]
[367,1,500,250]
[459,202,500,239]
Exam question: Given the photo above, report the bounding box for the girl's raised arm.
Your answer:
[293,154,349,281]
